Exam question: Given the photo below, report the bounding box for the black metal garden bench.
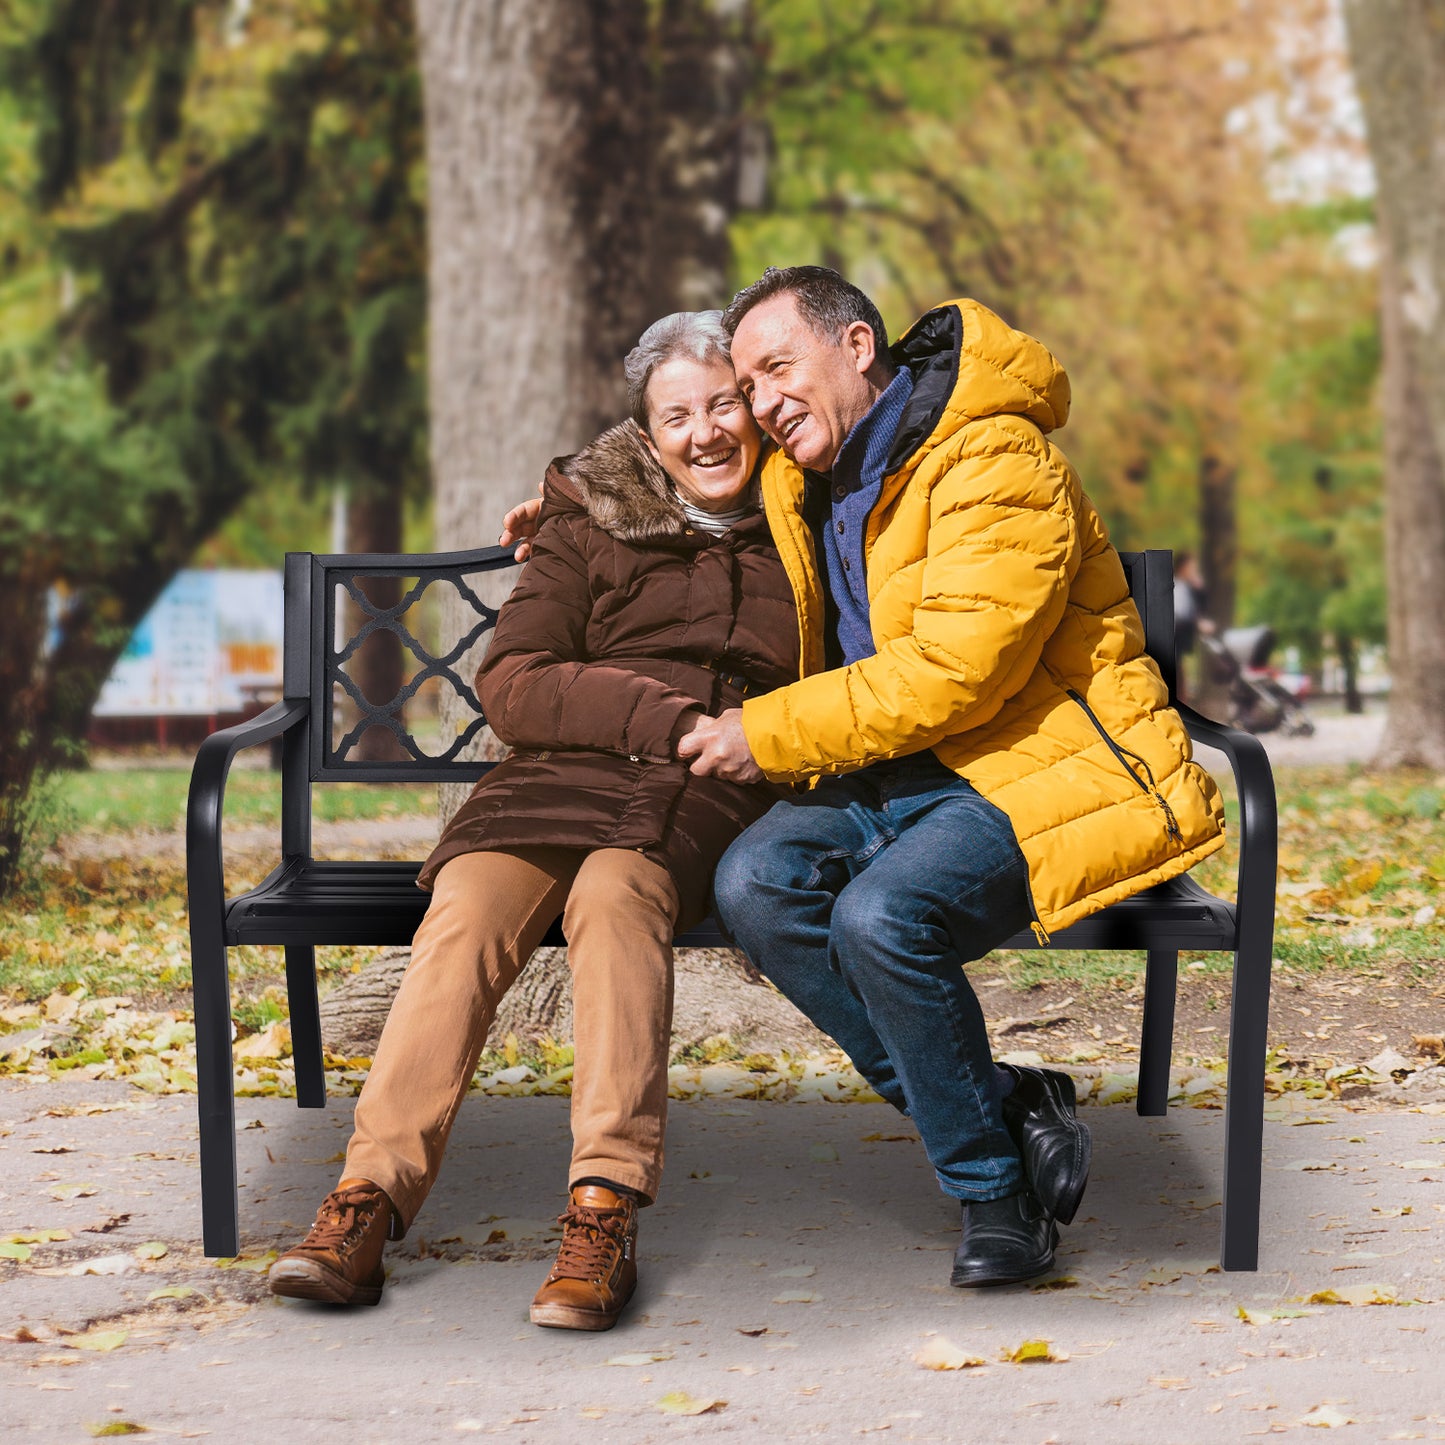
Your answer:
[187,547,1276,1269]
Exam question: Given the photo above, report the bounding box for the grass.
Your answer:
[1,761,1441,1015]
[53,763,435,835]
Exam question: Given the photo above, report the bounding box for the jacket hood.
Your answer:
[548,422,691,543]
[885,298,1071,473]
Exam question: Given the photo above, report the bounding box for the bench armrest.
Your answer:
[187,700,311,922]
[1174,702,1278,945]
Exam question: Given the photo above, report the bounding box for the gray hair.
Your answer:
[624,310,733,430]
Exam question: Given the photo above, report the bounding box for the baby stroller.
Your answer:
[1198,624,1315,737]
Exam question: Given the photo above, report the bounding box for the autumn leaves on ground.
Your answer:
[2,757,1443,1110]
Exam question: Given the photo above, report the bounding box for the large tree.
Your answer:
[1341,0,1445,768]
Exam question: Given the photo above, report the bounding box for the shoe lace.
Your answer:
[549,1202,628,1282]
[303,1189,381,1251]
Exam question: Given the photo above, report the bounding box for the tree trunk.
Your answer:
[1343,0,1445,767]
[416,0,656,549]
[647,0,754,315]
[1197,452,1237,632]
[415,0,657,819]
[1336,632,1363,716]
[1193,450,1237,720]
[343,486,409,763]
[318,944,831,1059]
[417,0,756,819]
[1371,242,1445,767]
[1344,0,1445,483]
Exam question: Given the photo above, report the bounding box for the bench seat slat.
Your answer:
[224,860,1235,952]
[224,859,730,948]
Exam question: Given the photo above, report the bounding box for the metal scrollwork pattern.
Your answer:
[322,553,515,772]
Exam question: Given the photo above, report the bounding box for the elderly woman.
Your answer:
[268,312,797,1330]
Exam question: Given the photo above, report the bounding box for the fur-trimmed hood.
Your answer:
[548,421,761,544]
[548,422,693,543]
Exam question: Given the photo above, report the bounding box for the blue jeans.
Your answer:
[713,753,1033,1201]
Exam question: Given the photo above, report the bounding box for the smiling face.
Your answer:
[641,356,761,513]
[729,293,881,473]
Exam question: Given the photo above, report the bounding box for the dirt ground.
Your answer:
[967,960,1445,1083]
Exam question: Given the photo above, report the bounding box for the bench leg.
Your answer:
[1220,930,1272,1271]
[285,944,327,1109]
[1137,949,1178,1117]
[191,922,240,1259]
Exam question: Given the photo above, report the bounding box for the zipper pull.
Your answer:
[1154,790,1182,842]
[1030,919,1051,946]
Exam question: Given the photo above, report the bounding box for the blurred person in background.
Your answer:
[1172,549,1211,701]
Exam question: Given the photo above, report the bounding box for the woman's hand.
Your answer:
[498,488,545,562]
[675,709,763,783]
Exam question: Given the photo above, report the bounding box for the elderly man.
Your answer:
[669,267,1226,1287]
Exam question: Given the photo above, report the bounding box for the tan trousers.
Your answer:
[344,847,679,1235]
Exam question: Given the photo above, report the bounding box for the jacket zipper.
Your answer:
[1065,688,1182,843]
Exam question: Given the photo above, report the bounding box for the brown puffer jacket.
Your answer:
[418,423,800,927]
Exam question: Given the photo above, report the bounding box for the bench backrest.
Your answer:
[282,546,1177,785]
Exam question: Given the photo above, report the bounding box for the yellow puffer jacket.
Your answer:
[741,297,1226,936]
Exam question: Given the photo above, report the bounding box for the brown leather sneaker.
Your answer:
[268,1182,393,1306]
[529,1183,639,1331]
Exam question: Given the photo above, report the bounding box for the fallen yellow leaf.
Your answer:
[64,1329,128,1353]
[1304,1284,1405,1307]
[655,1391,725,1416]
[1002,1338,1067,1364]
[915,1336,987,1371]
[234,1021,291,1061]
[214,1251,278,1273]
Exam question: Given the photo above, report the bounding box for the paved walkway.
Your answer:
[3,1078,1443,1442]
[1179,704,1387,772]
[1253,709,1387,768]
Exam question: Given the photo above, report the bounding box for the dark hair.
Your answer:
[721,265,889,354]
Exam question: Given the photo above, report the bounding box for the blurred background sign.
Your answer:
[92,571,283,720]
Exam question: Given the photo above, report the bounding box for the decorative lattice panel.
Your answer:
[316,550,518,777]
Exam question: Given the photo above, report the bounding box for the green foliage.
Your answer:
[0,354,193,892]
[1244,291,1384,665]
[0,357,189,582]
[736,0,1383,660]
[0,0,429,894]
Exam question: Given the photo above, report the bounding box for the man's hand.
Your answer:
[498,489,545,563]
[675,709,763,783]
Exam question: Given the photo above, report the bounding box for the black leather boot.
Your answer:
[950,1190,1058,1288]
